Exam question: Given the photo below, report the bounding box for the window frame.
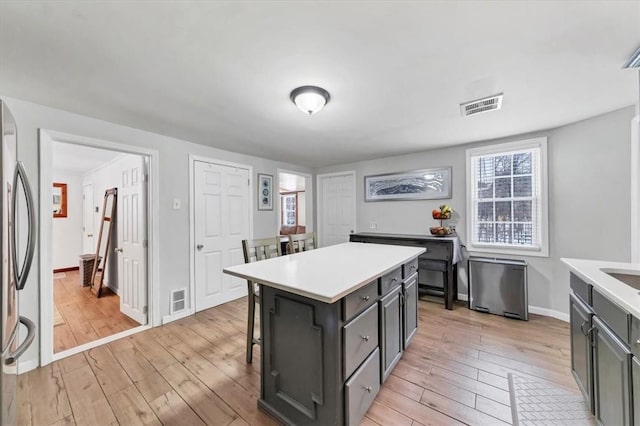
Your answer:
[466,137,549,257]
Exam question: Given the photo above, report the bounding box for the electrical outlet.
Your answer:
[173,198,181,210]
[369,222,378,229]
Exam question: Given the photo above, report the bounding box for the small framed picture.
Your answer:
[257,173,273,210]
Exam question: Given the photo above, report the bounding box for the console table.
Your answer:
[350,232,462,310]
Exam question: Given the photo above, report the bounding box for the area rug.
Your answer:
[53,306,65,326]
[53,272,67,280]
[508,373,595,425]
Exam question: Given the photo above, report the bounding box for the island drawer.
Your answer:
[570,273,592,305]
[343,303,379,380]
[380,267,402,296]
[345,347,380,426]
[403,258,418,279]
[630,316,640,358]
[592,288,630,345]
[343,280,378,321]
[420,243,450,261]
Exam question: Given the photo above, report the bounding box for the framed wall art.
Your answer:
[257,173,273,210]
[364,167,452,201]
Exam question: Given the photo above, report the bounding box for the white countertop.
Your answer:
[223,242,425,303]
[562,258,640,318]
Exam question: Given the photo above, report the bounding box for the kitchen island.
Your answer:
[563,258,640,425]
[224,242,425,425]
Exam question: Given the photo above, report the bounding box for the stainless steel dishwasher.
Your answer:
[468,257,528,320]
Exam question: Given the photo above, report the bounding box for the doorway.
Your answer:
[277,170,313,238]
[317,171,356,247]
[39,130,159,365]
[190,156,253,313]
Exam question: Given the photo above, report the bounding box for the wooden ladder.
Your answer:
[91,188,117,297]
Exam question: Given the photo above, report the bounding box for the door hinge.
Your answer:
[143,306,148,314]
[143,240,148,248]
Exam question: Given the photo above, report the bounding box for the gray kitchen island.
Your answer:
[224,242,425,425]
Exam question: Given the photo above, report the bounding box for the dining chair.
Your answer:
[287,232,317,254]
[241,237,282,363]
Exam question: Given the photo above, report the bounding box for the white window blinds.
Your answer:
[469,146,542,250]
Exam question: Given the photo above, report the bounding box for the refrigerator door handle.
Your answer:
[5,316,36,364]
[11,161,37,290]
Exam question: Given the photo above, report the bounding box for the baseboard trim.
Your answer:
[528,305,569,323]
[162,309,193,325]
[18,358,39,374]
[53,266,79,273]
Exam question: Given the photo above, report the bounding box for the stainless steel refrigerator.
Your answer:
[0,100,36,425]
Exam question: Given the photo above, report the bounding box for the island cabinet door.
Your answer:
[380,285,403,383]
[633,357,640,426]
[403,274,418,349]
[569,293,594,413]
[593,316,632,426]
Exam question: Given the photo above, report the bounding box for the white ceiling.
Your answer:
[1,2,639,168]
[52,141,122,174]
[279,172,306,193]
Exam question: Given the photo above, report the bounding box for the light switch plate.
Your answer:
[173,198,181,210]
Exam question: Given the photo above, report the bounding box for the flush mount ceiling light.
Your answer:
[290,86,330,115]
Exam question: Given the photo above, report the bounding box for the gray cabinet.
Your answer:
[380,285,403,382]
[569,293,594,413]
[634,357,640,426]
[403,273,418,348]
[593,316,632,426]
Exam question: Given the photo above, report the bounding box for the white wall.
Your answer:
[316,106,635,318]
[51,171,83,269]
[3,96,312,368]
[298,192,306,226]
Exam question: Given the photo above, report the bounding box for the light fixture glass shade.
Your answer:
[290,86,330,115]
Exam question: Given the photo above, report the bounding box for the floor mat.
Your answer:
[508,373,595,425]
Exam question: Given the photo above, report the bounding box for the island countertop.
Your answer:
[562,257,640,319]
[223,242,425,303]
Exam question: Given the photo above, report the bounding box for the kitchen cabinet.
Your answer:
[403,272,418,348]
[379,285,403,382]
[633,357,640,426]
[569,293,594,413]
[593,315,632,426]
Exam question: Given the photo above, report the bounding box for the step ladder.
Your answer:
[91,188,117,297]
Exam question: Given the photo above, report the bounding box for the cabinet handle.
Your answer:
[361,335,369,342]
[580,321,588,336]
[391,277,398,282]
[361,296,370,302]
[365,386,372,393]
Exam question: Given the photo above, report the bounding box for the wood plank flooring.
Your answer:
[53,271,140,353]
[20,297,577,425]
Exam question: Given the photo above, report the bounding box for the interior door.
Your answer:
[116,155,147,324]
[82,184,94,254]
[194,160,249,312]
[318,172,355,247]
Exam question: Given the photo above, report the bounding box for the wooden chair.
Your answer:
[241,237,282,363]
[287,232,317,254]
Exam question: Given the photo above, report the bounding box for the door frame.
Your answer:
[39,129,160,366]
[316,170,356,247]
[188,155,254,316]
[276,169,313,235]
[631,114,639,263]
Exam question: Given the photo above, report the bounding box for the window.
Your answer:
[466,137,548,257]
[281,193,297,226]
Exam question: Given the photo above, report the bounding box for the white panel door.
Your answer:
[319,172,356,247]
[116,155,147,324]
[194,161,249,312]
[82,184,94,254]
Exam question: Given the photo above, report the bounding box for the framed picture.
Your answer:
[365,167,452,201]
[257,173,273,210]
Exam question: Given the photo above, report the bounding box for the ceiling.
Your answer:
[1,2,639,168]
[279,172,306,193]
[52,141,123,174]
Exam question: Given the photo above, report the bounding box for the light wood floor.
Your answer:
[54,270,140,353]
[20,297,577,425]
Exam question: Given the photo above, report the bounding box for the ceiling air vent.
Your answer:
[460,93,503,117]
